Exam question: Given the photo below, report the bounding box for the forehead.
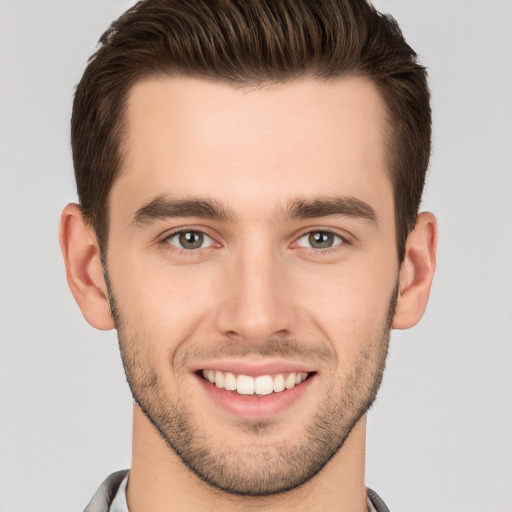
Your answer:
[114,76,392,220]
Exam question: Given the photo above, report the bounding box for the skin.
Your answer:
[60,76,437,512]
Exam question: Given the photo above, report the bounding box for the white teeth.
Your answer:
[284,373,296,390]
[273,374,285,392]
[237,375,255,395]
[254,375,274,395]
[214,371,224,388]
[203,370,310,395]
[224,372,237,391]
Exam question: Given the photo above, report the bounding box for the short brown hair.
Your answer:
[72,0,431,262]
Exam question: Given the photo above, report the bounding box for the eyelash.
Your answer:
[159,227,351,256]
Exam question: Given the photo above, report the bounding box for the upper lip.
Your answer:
[190,359,316,376]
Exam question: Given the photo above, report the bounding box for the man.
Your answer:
[59,0,437,510]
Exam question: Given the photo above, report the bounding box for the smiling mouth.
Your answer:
[201,370,311,396]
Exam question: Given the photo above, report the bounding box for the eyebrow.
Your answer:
[283,196,377,223]
[131,194,377,226]
[131,195,234,225]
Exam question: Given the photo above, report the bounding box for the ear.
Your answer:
[392,212,438,330]
[59,203,115,330]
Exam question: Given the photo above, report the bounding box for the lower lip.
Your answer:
[196,374,315,418]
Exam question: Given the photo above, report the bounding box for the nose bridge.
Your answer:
[215,234,295,341]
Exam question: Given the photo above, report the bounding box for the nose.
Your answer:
[213,240,298,343]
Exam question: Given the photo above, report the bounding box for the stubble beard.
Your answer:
[107,277,396,497]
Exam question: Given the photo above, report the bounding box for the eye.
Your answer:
[296,230,344,249]
[166,230,214,250]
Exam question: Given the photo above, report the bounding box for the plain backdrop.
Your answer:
[0,1,511,511]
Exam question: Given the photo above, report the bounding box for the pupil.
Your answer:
[309,231,333,249]
[179,231,203,249]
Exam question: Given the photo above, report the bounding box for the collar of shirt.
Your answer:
[109,472,128,512]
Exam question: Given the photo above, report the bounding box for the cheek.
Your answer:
[292,255,397,361]
[109,256,219,348]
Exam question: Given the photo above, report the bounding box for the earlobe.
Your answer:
[392,212,438,330]
[59,203,115,330]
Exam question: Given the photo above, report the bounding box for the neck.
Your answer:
[127,405,369,512]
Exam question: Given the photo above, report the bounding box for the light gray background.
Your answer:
[0,1,511,511]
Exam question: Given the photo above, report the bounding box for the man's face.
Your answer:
[106,76,399,495]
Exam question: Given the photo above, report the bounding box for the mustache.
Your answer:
[173,337,337,368]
